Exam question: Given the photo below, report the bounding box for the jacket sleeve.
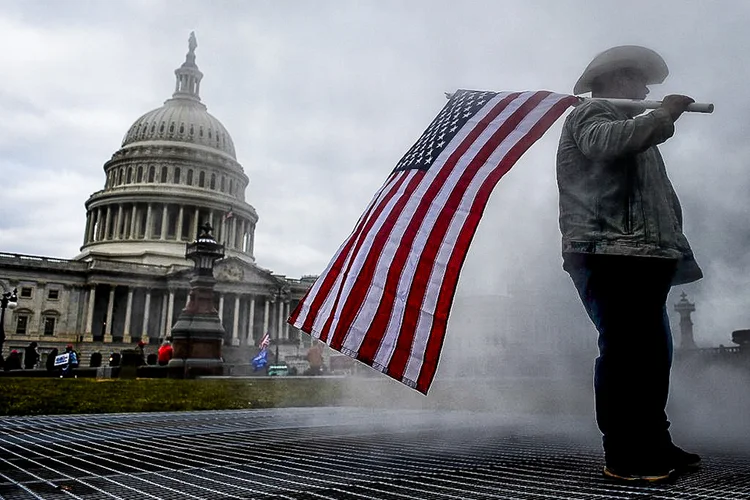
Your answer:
[568,101,675,161]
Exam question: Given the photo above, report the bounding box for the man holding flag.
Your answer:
[289,43,710,485]
[251,333,271,372]
[557,45,702,482]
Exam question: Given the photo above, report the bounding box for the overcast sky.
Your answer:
[0,0,748,347]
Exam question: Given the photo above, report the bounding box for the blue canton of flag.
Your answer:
[394,90,498,172]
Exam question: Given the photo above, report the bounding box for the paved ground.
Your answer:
[0,407,749,499]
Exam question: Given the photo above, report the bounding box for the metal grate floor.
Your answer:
[0,408,749,499]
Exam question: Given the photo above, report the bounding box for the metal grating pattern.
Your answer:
[0,408,749,499]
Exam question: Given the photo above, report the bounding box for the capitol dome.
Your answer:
[76,32,258,267]
[120,34,236,159]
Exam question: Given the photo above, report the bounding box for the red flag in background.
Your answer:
[289,90,578,394]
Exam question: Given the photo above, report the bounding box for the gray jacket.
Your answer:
[556,100,702,285]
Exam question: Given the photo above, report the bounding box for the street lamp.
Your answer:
[269,283,289,366]
[0,288,19,364]
[168,223,226,377]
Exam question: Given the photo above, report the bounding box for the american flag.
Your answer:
[288,90,578,394]
[258,332,270,349]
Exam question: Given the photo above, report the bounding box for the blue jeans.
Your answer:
[564,253,677,465]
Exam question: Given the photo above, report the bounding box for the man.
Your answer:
[157,340,173,366]
[23,341,39,369]
[557,45,703,483]
[60,344,79,378]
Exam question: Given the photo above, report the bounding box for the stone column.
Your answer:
[263,298,270,336]
[83,211,92,245]
[284,301,290,339]
[129,204,138,239]
[218,294,224,322]
[116,204,124,239]
[277,299,284,339]
[159,293,168,340]
[166,289,175,333]
[177,205,184,240]
[232,295,240,346]
[104,285,115,342]
[193,207,200,239]
[104,206,113,240]
[89,210,97,242]
[84,285,96,341]
[97,207,105,240]
[249,227,255,256]
[145,203,153,239]
[123,287,133,343]
[247,296,255,345]
[160,204,168,240]
[141,289,151,339]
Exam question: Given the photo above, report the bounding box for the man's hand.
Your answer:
[661,94,696,121]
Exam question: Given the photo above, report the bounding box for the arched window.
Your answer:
[13,308,34,335]
[220,176,225,192]
[148,166,155,183]
[210,173,216,190]
[229,179,233,195]
[137,166,143,182]
[118,169,124,185]
[187,169,193,185]
[41,310,61,336]
[127,167,133,184]
[174,168,181,184]
[160,166,168,183]
[198,171,205,187]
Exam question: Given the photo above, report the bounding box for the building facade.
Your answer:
[0,34,316,367]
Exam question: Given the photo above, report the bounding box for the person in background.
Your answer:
[157,340,173,366]
[60,344,79,378]
[134,340,146,365]
[24,341,40,369]
[4,350,22,371]
[46,348,59,372]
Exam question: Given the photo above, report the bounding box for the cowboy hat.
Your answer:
[573,45,669,95]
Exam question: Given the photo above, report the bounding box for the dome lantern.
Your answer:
[172,31,203,103]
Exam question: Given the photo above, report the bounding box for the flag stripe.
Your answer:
[400,93,565,384]
[325,170,425,348]
[293,171,402,332]
[356,93,539,367]
[414,94,578,392]
[383,91,553,382]
[331,93,524,355]
[316,170,417,342]
[288,89,578,394]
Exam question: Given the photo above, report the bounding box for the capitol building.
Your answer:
[0,34,316,367]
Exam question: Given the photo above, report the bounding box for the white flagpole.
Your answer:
[443,92,714,114]
[585,97,714,114]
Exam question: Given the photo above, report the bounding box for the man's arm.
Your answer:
[568,101,675,161]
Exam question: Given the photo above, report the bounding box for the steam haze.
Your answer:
[1,0,748,355]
